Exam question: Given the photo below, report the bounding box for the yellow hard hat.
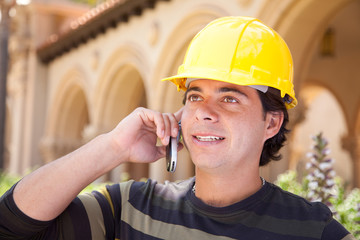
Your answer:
[162,16,297,109]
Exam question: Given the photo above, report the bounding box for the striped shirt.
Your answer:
[0,178,355,239]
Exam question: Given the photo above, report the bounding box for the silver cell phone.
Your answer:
[166,122,181,172]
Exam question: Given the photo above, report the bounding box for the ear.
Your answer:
[264,111,284,140]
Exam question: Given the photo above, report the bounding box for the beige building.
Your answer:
[4,0,360,187]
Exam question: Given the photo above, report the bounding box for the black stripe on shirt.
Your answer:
[65,197,92,239]
[93,190,115,239]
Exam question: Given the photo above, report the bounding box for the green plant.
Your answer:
[69,0,105,7]
[0,169,143,196]
[0,170,111,197]
[0,171,114,196]
[80,181,110,194]
[331,178,360,237]
[0,171,20,196]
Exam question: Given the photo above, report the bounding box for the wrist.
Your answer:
[99,131,129,168]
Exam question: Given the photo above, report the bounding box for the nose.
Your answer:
[195,102,219,122]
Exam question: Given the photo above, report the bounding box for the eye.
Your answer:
[188,94,203,102]
[223,96,238,103]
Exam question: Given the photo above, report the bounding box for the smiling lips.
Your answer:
[194,136,225,142]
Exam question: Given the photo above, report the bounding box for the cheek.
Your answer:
[247,120,267,146]
[232,117,267,144]
[180,108,192,144]
[180,105,195,127]
[244,106,266,129]
[181,106,191,120]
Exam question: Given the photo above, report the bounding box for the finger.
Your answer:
[137,108,165,139]
[154,112,167,140]
[161,114,171,145]
[167,113,179,138]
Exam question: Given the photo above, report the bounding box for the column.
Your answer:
[342,134,360,188]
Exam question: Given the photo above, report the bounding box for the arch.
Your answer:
[41,68,90,162]
[93,45,149,181]
[290,83,352,184]
[270,0,355,94]
[94,45,149,131]
[302,79,349,132]
[95,65,146,131]
[303,0,360,133]
[257,0,359,181]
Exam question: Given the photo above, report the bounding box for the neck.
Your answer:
[193,168,264,207]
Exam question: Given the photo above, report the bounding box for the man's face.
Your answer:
[181,79,273,173]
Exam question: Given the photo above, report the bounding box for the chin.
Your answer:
[192,155,226,170]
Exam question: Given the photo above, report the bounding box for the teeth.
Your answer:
[196,136,224,141]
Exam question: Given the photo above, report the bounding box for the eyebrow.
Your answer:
[185,86,201,94]
[218,87,248,97]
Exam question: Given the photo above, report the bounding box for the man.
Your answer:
[0,16,355,239]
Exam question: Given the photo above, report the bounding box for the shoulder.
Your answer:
[265,182,332,221]
[322,218,354,240]
[255,183,344,239]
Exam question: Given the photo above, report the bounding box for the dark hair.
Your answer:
[257,88,290,166]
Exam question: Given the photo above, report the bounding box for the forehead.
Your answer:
[187,79,254,92]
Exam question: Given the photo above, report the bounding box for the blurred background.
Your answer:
[0,0,359,187]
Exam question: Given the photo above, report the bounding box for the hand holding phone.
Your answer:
[166,122,181,172]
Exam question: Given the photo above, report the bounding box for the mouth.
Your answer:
[194,135,225,142]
